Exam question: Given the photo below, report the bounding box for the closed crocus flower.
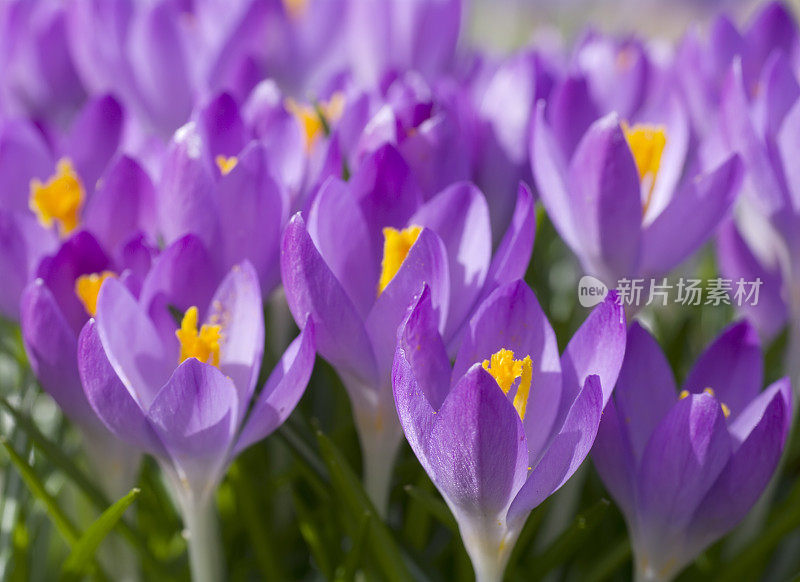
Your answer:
[78,259,315,582]
[281,144,535,511]
[393,281,626,582]
[532,90,742,286]
[593,321,792,582]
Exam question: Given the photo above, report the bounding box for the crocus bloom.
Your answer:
[593,321,792,582]
[78,260,315,581]
[532,88,742,286]
[281,144,535,510]
[393,281,626,581]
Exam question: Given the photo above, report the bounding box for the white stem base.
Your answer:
[182,497,223,582]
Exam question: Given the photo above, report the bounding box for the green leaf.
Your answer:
[334,511,371,582]
[527,498,611,581]
[316,430,414,582]
[0,438,80,546]
[61,488,141,581]
[403,484,457,534]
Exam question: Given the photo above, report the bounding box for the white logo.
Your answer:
[577,275,609,307]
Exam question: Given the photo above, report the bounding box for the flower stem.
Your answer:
[183,497,223,582]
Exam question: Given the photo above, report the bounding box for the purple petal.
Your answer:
[34,231,111,335]
[683,320,763,418]
[636,393,732,541]
[560,292,626,416]
[508,374,604,529]
[78,319,164,455]
[306,176,377,318]
[410,182,491,343]
[614,322,677,460]
[207,261,264,414]
[428,365,529,516]
[83,155,157,253]
[95,276,175,410]
[235,320,315,454]
[63,94,124,189]
[366,228,449,383]
[453,280,562,466]
[147,359,239,493]
[777,97,800,210]
[350,144,423,252]
[281,213,378,386]
[486,182,536,289]
[591,397,637,517]
[21,281,101,432]
[197,92,247,161]
[687,381,790,550]
[567,113,642,282]
[0,119,53,212]
[214,142,283,293]
[640,155,742,276]
[546,75,600,160]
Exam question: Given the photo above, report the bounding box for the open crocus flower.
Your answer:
[281,144,534,511]
[532,82,743,287]
[593,321,793,582]
[0,94,135,320]
[77,260,315,581]
[393,281,626,582]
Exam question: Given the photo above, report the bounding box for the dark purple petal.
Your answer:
[614,322,677,460]
[235,320,315,454]
[197,92,247,161]
[486,182,536,289]
[546,75,600,160]
[281,213,378,386]
[507,374,604,529]
[350,144,423,252]
[78,319,164,455]
[567,113,642,282]
[683,320,763,418]
[35,230,111,335]
[591,397,637,517]
[640,155,742,276]
[428,365,529,516]
[636,393,732,541]
[21,281,102,432]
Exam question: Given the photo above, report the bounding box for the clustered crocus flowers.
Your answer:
[2,0,800,580]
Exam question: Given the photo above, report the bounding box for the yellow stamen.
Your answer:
[176,306,222,367]
[74,271,117,316]
[215,155,238,176]
[482,349,534,420]
[29,159,84,237]
[721,402,731,418]
[679,389,690,399]
[703,387,715,397]
[285,93,345,152]
[283,0,308,19]
[621,122,666,213]
[377,226,421,295]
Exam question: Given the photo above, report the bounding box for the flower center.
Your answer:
[215,155,238,176]
[176,306,222,367]
[482,348,533,420]
[621,122,666,214]
[378,225,421,295]
[29,159,84,237]
[75,271,117,316]
[285,93,345,152]
[679,387,730,418]
[283,0,308,19]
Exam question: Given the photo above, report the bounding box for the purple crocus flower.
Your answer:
[532,86,742,286]
[78,259,315,581]
[0,94,133,320]
[593,321,792,582]
[281,144,535,510]
[393,281,626,581]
